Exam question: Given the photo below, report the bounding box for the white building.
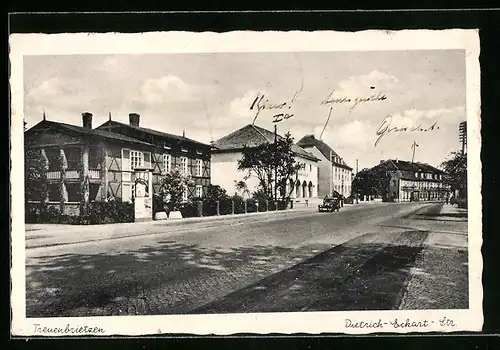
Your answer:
[211,124,320,200]
[297,134,353,198]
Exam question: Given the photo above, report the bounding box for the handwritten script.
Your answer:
[321,89,387,112]
[374,115,440,147]
[345,316,456,330]
[250,91,301,124]
[33,323,106,335]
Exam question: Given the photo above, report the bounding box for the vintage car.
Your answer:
[318,196,340,212]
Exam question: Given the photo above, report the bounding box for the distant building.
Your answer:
[370,159,450,202]
[24,112,211,217]
[297,135,353,198]
[211,124,320,200]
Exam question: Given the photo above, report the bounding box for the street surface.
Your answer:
[25,202,468,317]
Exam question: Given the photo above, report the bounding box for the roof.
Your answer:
[26,120,153,146]
[374,159,446,181]
[97,120,210,148]
[213,124,320,162]
[297,134,352,170]
[377,159,445,174]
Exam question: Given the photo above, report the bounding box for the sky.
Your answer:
[23,50,466,171]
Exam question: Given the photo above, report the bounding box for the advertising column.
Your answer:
[134,168,153,222]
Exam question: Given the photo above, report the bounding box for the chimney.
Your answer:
[82,112,93,129]
[380,160,385,164]
[129,113,140,127]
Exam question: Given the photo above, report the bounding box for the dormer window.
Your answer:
[181,147,188,153]
[415,172,418,178]
[196,150,203,155]
[163,143,171,150]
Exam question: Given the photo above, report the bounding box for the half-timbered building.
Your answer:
[96,113,211,200]
[24,112,212,218]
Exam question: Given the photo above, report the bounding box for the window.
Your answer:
[180,157,188,175]
[196,159,202,176]
[309,164,312,172]
[195,185,202,198]
[47,183,60,202]
[163,154,171,174]
[182,186,188,201]
[65,183,81,202]
[130,150,144,170]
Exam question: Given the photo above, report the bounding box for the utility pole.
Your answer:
[459,121,467,155]
[274,124,278,201]
[411,141,419,163]
[356,158,359,204]
[329,150,333,197]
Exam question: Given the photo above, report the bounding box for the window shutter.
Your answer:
[144,152,151,169]
[122,149,130,171]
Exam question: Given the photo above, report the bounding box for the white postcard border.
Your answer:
[10,29,482,336]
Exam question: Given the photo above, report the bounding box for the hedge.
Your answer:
[175,198,290,218]
[25,201,134,225]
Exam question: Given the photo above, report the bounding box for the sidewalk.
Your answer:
[24,201,403,249]
[413,203,468,222]
[25,205,318,249]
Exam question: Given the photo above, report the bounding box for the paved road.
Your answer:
[25,202,468,317]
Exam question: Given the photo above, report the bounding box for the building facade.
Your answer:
[211,124,320,200]
[372,159,450,202]
[96,113,211,201]
[24,112,212,217]
[297,135,353,198]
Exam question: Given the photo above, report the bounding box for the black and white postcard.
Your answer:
[10,29,482,335]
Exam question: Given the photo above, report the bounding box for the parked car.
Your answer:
[318,196,340,212]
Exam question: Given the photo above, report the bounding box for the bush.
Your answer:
[87,201,134,224]
[456,198,468,209]
[179,201,200,218]
[230,194,245,214]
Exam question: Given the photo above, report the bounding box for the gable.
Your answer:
[25,128,84,147]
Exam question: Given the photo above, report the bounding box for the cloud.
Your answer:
[27,77,79,103]
[227,89,265,120]
[25,77,101,117]
[389,106,465,128]
[139,75,199,104]
[316,120,373,150]
[338,70,400,94]
[96,56,127,75]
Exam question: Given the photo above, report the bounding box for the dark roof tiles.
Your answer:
[297,134,352,170]
[213,124,320,161]
[98,120,210,147]
[30,120,152,145]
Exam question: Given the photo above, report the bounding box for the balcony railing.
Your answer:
[45,169,101,180]
[66,170,79,179]
[46,171,60,180]
[89,169,100,180]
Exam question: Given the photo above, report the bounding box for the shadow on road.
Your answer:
[192,231,432,314]
[26,241,330,317]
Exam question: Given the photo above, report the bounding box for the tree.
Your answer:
[205,184,229,203]
[234,180,250,198]
[237,132,301,201]
[440,151,467,198]
[351,166,391,199]
[25,148,48,203]
[157,168,193,210]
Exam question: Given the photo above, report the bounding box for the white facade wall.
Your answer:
[211,151,319,199]
[300,146,352,198]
